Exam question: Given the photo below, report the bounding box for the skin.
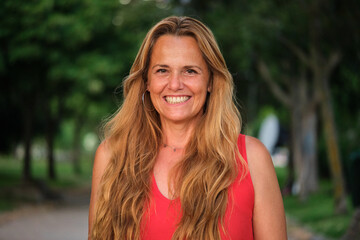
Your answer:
[88,141,110,240]
[246,136,287,239]
[88,35,287,239]
[147,35,211,198]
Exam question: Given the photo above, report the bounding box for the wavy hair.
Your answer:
[92,16,245,240]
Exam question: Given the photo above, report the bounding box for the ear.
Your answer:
[207,77,212,92]
[145,79,149,91]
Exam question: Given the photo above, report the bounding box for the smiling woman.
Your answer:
[88,16,287,240]
[147,35,210,126]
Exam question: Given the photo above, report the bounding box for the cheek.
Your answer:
[147,77,167,93]
[193,78,210,94]
[147,79,158,93]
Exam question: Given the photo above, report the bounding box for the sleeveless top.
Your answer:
[141,134,254,239]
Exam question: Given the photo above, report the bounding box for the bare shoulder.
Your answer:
[245,135,287,239]
[91,141,112,189]
[244,135,277,192]
[91,141,112,196]
[88,140,112,239]
[94,140,112,165]
[91,140,112,195]
[245,136,271,164]
[245,135,274,176]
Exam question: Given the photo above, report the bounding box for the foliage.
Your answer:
[0,0,359,236]
[0,0,173,179]
[0,0,359,228]
[177,0,360,147]
[0,0,172,147]
[284,183,353,238]
[276,167,354,238]
[0,154,92,212]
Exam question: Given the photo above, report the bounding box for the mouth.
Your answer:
[165,96,190,104]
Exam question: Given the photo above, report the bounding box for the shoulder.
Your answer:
[88,140,112,237]
[244,135,275,178]
[95,140,112,162]
[245,135,271,164]
[244,135,275,192]
[93,140,112,174]
[244,135,287,239]
[91,140,112,188]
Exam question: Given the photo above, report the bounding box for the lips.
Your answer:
[165,96,190,104]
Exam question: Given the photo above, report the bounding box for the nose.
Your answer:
[168,72,183,91]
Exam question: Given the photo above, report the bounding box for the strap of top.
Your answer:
[237,134,248,163]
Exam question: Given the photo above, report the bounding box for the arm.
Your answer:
[246,136,287,240]
[88,141,111,240]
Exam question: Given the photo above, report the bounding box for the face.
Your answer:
[147,35,210,125]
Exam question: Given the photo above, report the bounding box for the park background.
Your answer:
[0,0,359,239]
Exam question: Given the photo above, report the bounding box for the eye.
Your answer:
[185,69,198,74]
[156,68,167,73]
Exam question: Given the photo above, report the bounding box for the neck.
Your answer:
[160,119,198,149]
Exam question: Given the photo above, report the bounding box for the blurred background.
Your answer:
[0,0,359,239]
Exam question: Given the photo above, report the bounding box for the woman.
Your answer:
[88,16,286,240]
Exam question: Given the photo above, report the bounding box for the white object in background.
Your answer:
[258,114,280,154]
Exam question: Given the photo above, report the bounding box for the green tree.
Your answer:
[178,0,360,214]
[0,0,173,181]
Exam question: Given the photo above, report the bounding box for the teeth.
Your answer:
[165,96,190,104]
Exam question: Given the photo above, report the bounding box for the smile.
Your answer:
[165,96,190,104]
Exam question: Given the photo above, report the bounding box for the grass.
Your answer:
[0,154,93,212]
[275,167,354,239]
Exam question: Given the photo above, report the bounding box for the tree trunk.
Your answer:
[279,36,345,209]
[283,141,295,196]
[258,60,319,199]
[341,207,360,240]
[308,48,348,213]
[71,100,89,175]
[246,80,258,126]
[319,76,347,213]
[72,116,83,175]
[290,82,304,197]
[22,102,34,182]
[299,110,318,199]
[46,121,56,180]
[45,98,57,180]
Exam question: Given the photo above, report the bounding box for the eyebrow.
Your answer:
[151,64,203,72]
[152,64,169,69]
[184,65,203,72]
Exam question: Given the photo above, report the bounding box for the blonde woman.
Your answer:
[88,16,286,240]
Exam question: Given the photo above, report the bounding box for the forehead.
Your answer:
[149,35,206,65]
[153,34,198,47]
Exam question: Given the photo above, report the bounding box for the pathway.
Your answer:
[0,189,331,240]
[0,205,88,240]
[287,217,331,240]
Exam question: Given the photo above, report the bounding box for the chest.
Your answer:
[141,172,254,240]
[153,148,183,199]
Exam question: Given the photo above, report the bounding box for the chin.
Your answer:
[162,112,203,125]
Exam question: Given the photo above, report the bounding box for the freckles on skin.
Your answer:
[147,35,211,125]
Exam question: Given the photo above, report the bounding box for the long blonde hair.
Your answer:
[92,16,245,240]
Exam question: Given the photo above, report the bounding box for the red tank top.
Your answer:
[141,134,254,239]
